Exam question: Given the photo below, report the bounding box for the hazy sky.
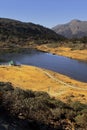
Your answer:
[0,0,87,28]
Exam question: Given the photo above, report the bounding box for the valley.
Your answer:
[0,17,87,130]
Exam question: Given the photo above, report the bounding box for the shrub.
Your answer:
[69,101,86,112]
[75,114,87,128]
[51,108,65,120]
[0,82,87,129]
[34,91,50,99]
[0,82,13,92]
[65,109,76,121]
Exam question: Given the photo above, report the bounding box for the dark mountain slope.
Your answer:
[0,18,65,47]
[52,19,87,38]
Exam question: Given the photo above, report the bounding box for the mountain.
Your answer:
[52,19,87,38]
[0,18,65,48]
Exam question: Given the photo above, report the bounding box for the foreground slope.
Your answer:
[0,82,87,130]
[0,65,87,103]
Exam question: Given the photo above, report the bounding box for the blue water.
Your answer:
[0,50,87,82]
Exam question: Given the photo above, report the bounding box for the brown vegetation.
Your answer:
[0,65,87,104]
[36,44,87,61]
[0,82,87,130]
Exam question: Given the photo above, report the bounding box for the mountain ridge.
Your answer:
[52,19,87,38]
[0,18,65,48]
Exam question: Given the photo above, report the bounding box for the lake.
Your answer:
[0,49,87,82]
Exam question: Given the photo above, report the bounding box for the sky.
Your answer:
[0,0,87,28]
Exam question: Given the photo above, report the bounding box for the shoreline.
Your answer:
[1,46,87,62]
[36,44,87,62]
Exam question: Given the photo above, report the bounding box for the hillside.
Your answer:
[0,65,87,103]
[0,66,87,129]
[52,19,87,38]
[0,18,65,48]
[0,82,87,130]
[37,44,87,61]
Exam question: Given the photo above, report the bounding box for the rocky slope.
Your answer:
[52,19,87,38]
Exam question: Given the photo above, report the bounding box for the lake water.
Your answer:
[0,49,87,82]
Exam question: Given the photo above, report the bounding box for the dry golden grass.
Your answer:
[37,45,87,61]
[0,65,87,103]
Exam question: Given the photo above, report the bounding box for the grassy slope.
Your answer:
[1,82,87,130]
[36,44,87,61]
[0,65,87,103]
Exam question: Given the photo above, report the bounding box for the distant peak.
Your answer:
[70,19,81,23]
